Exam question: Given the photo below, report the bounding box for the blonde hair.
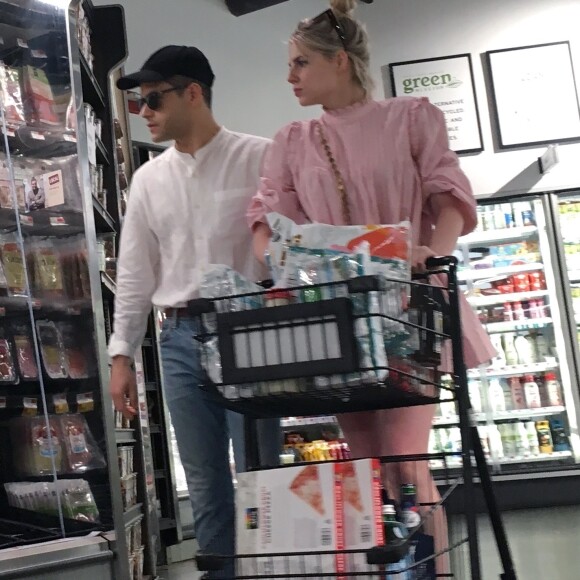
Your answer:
[292,0,374,96]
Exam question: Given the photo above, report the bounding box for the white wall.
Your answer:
[98,0,580,196]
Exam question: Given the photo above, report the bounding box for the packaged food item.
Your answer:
[236,463,345,578]
[22,65,60,126]
[59,479,100,522]
[58,413,106,473]
[266,212,410,282]
[121,473,137,509]
[0,237,27,296]
[57,321,93,379]
[0,63,25,126]
[10,416,64,476]
[32,238,65,299]
[0,336,18,384]
[36,320,67,379]
[60,235,91,300]
[12,324,38,380]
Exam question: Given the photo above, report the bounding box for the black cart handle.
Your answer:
[425,255,458,269]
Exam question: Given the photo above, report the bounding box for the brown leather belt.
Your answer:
[163,299,215,319]
[163,307,191,318]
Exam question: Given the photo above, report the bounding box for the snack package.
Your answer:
[10,415,64,476]
[266,212,411,282]
[59,479,100,522]
[0,62,25,126]
[0,333,18,384]
[58,413,106,473]
[32,238,65,299]
[22,65,60,126]
[236,463,345,578]
[60,235,91,300]
[0,235,28,297]
[57,321,93,379]
[36,320,67,379]
[12,323,38,380]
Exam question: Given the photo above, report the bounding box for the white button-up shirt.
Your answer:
[108,128,271,358]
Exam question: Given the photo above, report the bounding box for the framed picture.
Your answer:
[487,41,580,149]
[388,53,483,155]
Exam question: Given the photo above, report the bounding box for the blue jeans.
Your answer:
[160,315,280,578]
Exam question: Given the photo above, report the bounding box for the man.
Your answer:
[27,176,45,211]
[110,45,279,577]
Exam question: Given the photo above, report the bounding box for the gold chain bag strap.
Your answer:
[316,122,352,225]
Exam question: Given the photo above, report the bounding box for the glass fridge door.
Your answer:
[431,194,580,475]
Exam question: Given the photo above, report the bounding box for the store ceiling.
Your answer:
[225,0,373,16]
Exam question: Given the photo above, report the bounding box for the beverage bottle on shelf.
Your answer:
[549,419,570,452]
[468,380,483,413]
[520,201,536,227]
[536,421,554,454]
[502,333,519,366]
[493,205,506,229]
[524,375,542,409]
[488,425,504,459]
[503,302,514,322]
[510,376,526,410]
[502,203,515,228]
[514,334,536,365]
[534,332,551,361]
[400,484,421,531]
[489,379,507,413]
[513,301,526,320]
[513,202,525,228]
[516,422,531,457]
[490,335,507,369]
[499,424,517,458]
[526,422,540,456]
[545,372,563,406]
[475,206,485,232]
[481,206,494,231]
[477,426,491,459]
[382,503,407,543]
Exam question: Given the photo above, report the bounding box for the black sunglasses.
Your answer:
[136,86,185,111]
[311,9,347,50]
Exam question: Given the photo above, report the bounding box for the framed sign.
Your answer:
[388,53,483,155]
[487,41,580,149]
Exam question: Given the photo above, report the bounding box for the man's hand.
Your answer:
[110,356,138,420]
[411,245,437,272]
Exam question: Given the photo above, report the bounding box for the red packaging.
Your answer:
[511,274,530,293]
[528,271,544,291]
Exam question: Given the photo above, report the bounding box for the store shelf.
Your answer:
[459,226,538,246]
[281,416,338,428]
[115,429,136,444]
[123,503,143,527]
[96,137,111,166]
[498,451,573,465]
[484,317,552,333]
[468,362,559,378]
[467,290,548,307]
[458,263,544,282]
[433,406,566,427]
[80,52,106,109]
[100,271,116,298]
[92,195,116,233]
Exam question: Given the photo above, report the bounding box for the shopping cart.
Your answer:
[188,257,517,580]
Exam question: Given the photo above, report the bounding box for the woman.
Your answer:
[248,0,495,570]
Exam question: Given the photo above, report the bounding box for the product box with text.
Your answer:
[236,463,345,577]
[341,458,385,573]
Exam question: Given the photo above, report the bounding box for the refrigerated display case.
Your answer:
[430,194,580,480]
[0,2,157,579]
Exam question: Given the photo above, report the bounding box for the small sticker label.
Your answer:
[53,394,69,414]
[50,216,67,226]
[77,392,95,413]
[23,397,38,416]
[17,38,28,48]
[30,131,46,141]
[63,134,77,143]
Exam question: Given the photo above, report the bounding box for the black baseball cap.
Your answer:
[117,45,215,90]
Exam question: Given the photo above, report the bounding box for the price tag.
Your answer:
[23,397,38,416]
[50,216,67,226]
[53,394,69,414]
[63,134,77,143]
[17,38,28,48]
[30,131,46,141]
[19,214,33,226]
[31,49,47,59]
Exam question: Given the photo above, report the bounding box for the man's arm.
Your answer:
[108,175,159,418]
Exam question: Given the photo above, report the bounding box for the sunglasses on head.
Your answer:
[136,85,190,111]
[311,9,347,50]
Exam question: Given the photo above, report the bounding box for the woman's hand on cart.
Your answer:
[411,245,437,272]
